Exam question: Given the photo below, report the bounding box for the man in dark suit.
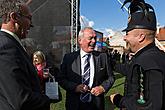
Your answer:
[57,27,114,110]
[110,0,165,110]
[0,1,50,110]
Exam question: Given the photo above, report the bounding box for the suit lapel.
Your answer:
[72,51,81,76]
[92,52,99,83]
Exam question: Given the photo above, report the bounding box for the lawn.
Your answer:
[51,73,125,110]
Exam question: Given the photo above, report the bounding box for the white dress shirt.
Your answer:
[80,49,94,88]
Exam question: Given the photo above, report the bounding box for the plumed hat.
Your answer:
[121,0,157,32]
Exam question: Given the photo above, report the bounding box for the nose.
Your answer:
[92,39,95,43]
[34,58,38,61]
[92,37,96,43]
[123,35,127,41]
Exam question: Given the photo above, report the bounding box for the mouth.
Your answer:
[89,43,96,47]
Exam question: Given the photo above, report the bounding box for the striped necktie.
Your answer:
[80,54,92,102]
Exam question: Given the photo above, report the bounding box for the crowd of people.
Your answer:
[0,0,164,110]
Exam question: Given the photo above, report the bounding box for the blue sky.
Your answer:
[80,0,165,31]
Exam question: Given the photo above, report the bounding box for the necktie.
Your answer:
[80,54,92,103]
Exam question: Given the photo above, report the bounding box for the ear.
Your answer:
[78,37,82,44]
[138,34,145,42]
[9,12,19,22]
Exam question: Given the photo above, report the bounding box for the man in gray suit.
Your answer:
[57,27,114,110]
[0,1,50,110]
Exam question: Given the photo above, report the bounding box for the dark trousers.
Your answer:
[79,100,104,110]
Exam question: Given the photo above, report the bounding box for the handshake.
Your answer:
[75,84,105,96]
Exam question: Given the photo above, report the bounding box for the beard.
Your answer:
[21,29,27,39]
[125,42,132,53]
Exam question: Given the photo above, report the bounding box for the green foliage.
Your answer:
[50,87,66,110]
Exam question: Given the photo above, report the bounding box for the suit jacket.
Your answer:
[0,31,50,110]
[57,50,114,110]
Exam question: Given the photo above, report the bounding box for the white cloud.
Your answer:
[88,21,94,27]
[79,15,125,47]
[105,28,115,36]
[109,31,126,47]
[80,15,94,27]
[98,28,126,47]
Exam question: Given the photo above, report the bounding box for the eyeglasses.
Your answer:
[17,13,34,27]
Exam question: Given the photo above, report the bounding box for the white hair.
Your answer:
[78,27,94,38]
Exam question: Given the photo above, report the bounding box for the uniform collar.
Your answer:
[134,42,155,58]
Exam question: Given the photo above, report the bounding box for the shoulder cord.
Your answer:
[137,66,146,104]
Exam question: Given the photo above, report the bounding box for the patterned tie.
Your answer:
[80,54,92,103]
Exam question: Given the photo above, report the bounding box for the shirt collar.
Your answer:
[80,49,91,58]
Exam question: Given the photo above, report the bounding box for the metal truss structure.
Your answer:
[71,0,79,52]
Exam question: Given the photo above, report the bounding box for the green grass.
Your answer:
[105,73,125,110]
[50,88,66,110]
[51,73,125,110]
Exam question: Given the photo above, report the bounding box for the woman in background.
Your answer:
[33,51,49,93]
[33,51,62,103]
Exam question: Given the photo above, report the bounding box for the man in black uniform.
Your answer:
[110,0,165,110]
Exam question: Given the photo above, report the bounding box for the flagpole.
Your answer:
[117,0,128,12]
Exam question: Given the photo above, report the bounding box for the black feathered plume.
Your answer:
[121,0,154,16]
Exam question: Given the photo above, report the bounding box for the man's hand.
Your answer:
[90,86,105,96]
[75,84,89,93]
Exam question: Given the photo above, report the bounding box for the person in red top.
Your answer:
[33,51,49,93]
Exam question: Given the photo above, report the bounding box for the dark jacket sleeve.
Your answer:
[56,54,79,92]
[114,62,129,76]
[99,53,115,93]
